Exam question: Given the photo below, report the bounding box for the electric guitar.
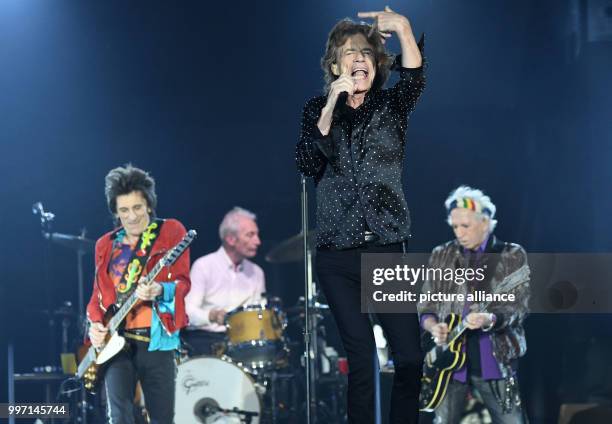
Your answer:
[77,229,197,391]
[419,265,529,412]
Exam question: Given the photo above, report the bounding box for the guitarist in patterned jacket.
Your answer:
[418,186,530,423]
[86,164,191,424]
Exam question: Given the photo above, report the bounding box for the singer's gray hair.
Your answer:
[321,18,392,92]
[219,207,257,242]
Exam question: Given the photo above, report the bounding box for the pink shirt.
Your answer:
[185,246,265,332]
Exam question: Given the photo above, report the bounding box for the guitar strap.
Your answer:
[113,219,164,307]
[471,239,507,298]
[461,239,505,350]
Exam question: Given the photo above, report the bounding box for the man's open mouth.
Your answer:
[351,68,369,79]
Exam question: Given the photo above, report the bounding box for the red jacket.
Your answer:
[86,218,191,333]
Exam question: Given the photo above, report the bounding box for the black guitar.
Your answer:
[419,265,529,412]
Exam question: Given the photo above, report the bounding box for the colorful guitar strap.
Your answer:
[113,219,164,307]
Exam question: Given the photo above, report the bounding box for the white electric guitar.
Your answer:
[77,229,196,391]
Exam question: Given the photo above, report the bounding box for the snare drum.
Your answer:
[175,356,262,424]
[225,304,287,370]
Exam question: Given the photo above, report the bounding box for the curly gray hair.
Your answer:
[444,185,497,232]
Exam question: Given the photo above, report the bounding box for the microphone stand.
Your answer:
[301,176,317,424]
[33,203,88,424]
[41,230,89,332]
[33,203,57,367]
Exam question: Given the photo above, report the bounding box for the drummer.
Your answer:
[184,206,266,355]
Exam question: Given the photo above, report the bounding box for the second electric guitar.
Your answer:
[419,265,529,412]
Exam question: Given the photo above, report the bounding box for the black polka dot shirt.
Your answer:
[296,52,426,250]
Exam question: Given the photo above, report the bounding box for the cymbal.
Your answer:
[286,297,330,316]
[286,303,330,316]
[45,232,94,253]
[38,306,77,318]
[265,231,316,263]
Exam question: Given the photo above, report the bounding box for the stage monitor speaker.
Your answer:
[559,403,612,424]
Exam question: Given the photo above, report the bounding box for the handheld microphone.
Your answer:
[333,92,349,121]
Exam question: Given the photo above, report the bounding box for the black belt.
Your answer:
[124,328,151,342]
[318,231,384,251]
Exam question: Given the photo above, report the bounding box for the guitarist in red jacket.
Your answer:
[418,186,530,424]
[86,164,191,424]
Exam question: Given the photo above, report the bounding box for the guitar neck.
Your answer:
[447,320,467,344]
[107,266,162,333]
[447,300,493,344]
[447,255,530,341]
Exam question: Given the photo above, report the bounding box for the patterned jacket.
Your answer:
[86,218,191,338]
[417,236,530,376]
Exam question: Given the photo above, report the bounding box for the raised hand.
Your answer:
[358,6,422,68]
[358,6,412,39]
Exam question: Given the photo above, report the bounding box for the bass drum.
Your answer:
[175,356,262,424]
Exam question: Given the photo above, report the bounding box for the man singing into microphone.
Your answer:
[296,7,425,424]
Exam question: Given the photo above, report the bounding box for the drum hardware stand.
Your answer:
[300,176,318,424]
[269,370,278,424]
[201,403,259,424]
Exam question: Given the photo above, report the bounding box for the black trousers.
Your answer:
[316,242,423,424]
[104,339,176,424]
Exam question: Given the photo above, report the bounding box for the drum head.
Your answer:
[175,356,261,424]
[225,303,265,319]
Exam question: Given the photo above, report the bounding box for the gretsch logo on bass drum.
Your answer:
[182,372,209,395]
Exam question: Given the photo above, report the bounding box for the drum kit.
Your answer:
[176,299,348,424]
[175,231,348,424]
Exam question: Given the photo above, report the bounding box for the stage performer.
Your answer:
[296,7,425,423]
[184,206,265,356]
[87,164,190,424]
[418,185,530,423]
